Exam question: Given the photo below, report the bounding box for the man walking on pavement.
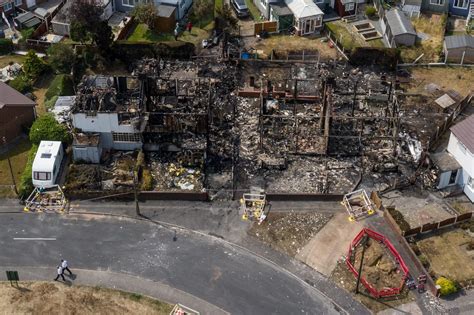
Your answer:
[54,265,65,281]
[61,259,72,276]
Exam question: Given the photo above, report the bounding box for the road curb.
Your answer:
[0,266,229,315]
[68,210,357,314]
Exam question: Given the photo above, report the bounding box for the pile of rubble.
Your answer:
[249,211,333,257]
[148,152,204,191]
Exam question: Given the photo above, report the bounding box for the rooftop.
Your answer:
[450,115,474,153]
[0,82,36,109]
[285,0,323,19]
[385,9,416,37]
[444,34,474,50]
[32,141,62,171]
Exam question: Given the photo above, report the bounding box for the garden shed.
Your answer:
[381,9,417,48]
[154,4,176,33]
[270,1,294,32]
[444,34,474,64]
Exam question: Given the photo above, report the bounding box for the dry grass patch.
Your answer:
[400,14,446,63]
[254,35,339,60]
[417,229,474,286]
[0,282,173,315]
[405,67,474,96]
[0,138,32,197]
[0,54,26,68]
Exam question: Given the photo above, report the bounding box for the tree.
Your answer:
[132,3,159,30]
[215,4,238,33]
[70,21,89,43]
[69,0,104,27]
[29,114,71,145]
[69,0,113,52]
[47,43,75,74]
[190,0,213,28]
[23,50,47,81]
[92,21,114,53]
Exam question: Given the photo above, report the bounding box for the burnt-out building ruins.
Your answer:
[68,57,467,197]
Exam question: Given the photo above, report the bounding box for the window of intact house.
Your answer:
[430,0,444,5]
[3,2,13,11]
[453,0,469,9]
[315,16,322,27]
[112,132,141,142]
[122,0,136,7]
[34,171,51,181]
[14,0,22,6]
[468,176,474,190]
[346,2,355,11]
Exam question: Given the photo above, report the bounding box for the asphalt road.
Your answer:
[0,213,342,314]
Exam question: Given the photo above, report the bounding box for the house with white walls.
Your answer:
[435,115,474,202]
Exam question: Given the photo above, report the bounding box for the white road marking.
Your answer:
[13,238,57,241]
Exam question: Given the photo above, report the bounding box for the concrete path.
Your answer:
[297,212,363,276]
[0,213,343,315]
[2,266,227,314]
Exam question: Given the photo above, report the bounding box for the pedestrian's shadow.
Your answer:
[66,273,77,280]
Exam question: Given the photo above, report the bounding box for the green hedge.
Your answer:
[113,42,195,63]
[0,39,13,55]
[9,75,33,94]
[45,74,75,101]
[45,95,59,110]
[18,144,38,199]
[29,114,71,145]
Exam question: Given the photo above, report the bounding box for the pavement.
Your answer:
[297,212,363,276]
[0,212,349,315]
[2,267,227,314]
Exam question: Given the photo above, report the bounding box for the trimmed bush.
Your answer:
[410,243,421,255]
[18,144,38,199]
[45,95,59,110]
[45,74,75,101]
[141,169,153,191]
[387,207,411,232]
[365,6,376,17]
[29,114,71,145]
[9,75,33,94]
[418,254,430,269]
[436,277,458,296]
[0,39,13,55]
[20,28,35,42]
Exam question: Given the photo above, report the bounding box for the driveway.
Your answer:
[0,213,343,315]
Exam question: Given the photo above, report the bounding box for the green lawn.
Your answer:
[215,0,223,14]
[245,0,262,21]
[326,21,357,51]
[128,23,174,42]
[127,22,212,46]
[0,138,32,196]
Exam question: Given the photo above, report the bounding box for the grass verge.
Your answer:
[0,138,32,186]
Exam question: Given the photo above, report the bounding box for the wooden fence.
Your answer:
[31,0,67,39]
[254,21,278,35]
[427,93,473,150]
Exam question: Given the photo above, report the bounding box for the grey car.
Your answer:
[231,0,250,18]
